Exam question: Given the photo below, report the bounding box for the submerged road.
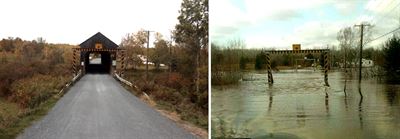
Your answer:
[17,74,196,139]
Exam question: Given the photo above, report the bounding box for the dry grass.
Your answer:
[157,109,208,139]
[123,69,208,137]
[135,90,207,139]
[0,40,74,138]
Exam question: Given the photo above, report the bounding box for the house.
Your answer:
[362,59,373,67]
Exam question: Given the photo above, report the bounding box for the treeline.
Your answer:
[212,27,400,86]
[211,40,243,85]
[0,37,75,134]
[120,0,208,129]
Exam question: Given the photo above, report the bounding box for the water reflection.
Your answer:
[344,97,349,114]
[325,87,329,117]
[385,85,398,105]
[268,90,273,112]
[358,97,364,130]
[212,71,400,139]
[296,105,306,128]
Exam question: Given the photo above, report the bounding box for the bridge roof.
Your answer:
[79,32,119,49]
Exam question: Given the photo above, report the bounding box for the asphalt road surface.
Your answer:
[17,74,196,139]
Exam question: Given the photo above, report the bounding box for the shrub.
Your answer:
[239,56,248,70]
[211,71,241,85]
[254,52,266,70]
[151,86,183,105]
[154,72,192,91]
[8,75,66,108]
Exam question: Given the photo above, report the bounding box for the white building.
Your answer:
[138,55,154,65]
[137,55,165,66]
[362,59,373,67]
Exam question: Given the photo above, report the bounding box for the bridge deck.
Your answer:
[17,74,195,139]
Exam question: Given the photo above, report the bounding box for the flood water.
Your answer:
[212,70,400,139]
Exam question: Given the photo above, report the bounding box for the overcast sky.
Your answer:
[211,0,400,49]
[0,0,182,45]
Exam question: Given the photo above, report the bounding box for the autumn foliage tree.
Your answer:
[150,33,170,70]
[120,29,147,69]
[0,37,73,107]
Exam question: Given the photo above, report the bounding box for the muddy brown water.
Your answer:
[212,70,400,139]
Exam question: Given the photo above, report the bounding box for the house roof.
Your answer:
[79,32,119,49]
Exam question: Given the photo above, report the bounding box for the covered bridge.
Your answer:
[72,32,125,75]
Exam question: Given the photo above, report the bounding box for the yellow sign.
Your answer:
[95,43,103,49]
[292,44,301,53]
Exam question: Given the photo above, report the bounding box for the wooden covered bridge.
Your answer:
[72,32,126,76]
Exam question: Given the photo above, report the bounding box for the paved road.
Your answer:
[90,58,102,64]
[17,74,196,139]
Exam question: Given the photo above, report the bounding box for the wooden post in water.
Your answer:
[266,53,274,84]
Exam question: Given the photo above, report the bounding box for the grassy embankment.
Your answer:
[0,72,71,139]
[0,42,74,138]
[122,65,208,138]
[0,91,65,139]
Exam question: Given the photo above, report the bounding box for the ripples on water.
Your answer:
[212,70,400,139]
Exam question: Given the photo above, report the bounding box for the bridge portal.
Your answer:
[72,32,126,76]
[264,48,330,87]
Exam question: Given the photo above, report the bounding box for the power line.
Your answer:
[352,0,400,46]
[364,26,400,44]
[370,0,400,26]
[361,0,387,23]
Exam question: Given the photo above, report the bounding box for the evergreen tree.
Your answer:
[173,0,208,93]
[255,52,266,70]
[383,35,400,82]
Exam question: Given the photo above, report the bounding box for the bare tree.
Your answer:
[337,26,355,93]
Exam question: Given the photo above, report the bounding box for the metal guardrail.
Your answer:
[72,70,82,83]
[114,73,151,100]
[114,73,133,87]
[58,70,82,95]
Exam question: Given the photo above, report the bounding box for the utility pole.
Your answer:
[354,23,370,98]
[146,30,153,81]
[169,40,172,73]
[344,42,347,95]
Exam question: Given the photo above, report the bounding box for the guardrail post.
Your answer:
[72,49,77,76]
[121,50,126,78]
[266,52,274,84]
[324,51,330,87]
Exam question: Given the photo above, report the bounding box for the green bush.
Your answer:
[255,52,266,70]
[239,56,248,70]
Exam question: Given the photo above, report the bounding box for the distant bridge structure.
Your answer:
[264,44,330,86]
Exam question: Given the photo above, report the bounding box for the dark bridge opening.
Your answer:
[84,51,112,74]
[72,32,122,75]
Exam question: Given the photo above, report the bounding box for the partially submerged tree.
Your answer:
[337,26,356,92]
